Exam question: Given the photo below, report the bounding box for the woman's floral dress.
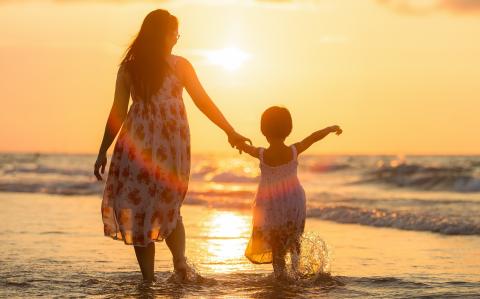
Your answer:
[101,56,190,247]
[245,145,307,263]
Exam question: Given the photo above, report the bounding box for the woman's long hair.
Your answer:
[120,9,178,101]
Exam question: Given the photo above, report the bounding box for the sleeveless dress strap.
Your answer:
[172,55,179,67]
[167,55,178,71]
[259,148,265,163]
[169,55,184,85]
[290,145,298,161]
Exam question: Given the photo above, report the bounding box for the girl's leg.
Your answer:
[290,238,301,274]
[166,217,187,278]
[134,241,156,282]
[272,240,287,278]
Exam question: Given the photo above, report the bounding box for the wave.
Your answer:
[0,181,257,198]
[333,196,480,206]
[360,163,480,192]
[307,162,351,173]
[183,194,480,236]
[206,172,258,183]
[184,192,480,236]
[184,196,252,210]
[188,190,255,198]
[190,165,217,179]
[0,181,102,196]
[2,164,91,177]
[307,206,480,236]
[0,178,478,236]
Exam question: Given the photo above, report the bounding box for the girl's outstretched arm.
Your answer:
[94,65,131,181]
[178,57,251,150]
[236,142,260,158]
[294,125,342,155]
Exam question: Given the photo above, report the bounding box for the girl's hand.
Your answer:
[94,153,107,181]
[330,125,343,135]
[227,131,252,154]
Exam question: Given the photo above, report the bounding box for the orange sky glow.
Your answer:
[0,0,479,155]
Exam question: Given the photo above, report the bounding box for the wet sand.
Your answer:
[2,192,480,298]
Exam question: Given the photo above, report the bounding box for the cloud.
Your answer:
[4,0,477,15]
[376,0,480,15]
[0,0,335,13]
[0,0,321,4]
[0,0,162,3]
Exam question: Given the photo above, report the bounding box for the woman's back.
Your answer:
[102,54,191,247]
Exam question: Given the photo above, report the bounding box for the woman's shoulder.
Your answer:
[170,55,194,83]
[172,55,194,70]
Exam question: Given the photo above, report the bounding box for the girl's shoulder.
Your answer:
[289,143,300,158]
[260,145,298,168]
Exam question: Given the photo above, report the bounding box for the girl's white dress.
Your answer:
[245,145,307,264]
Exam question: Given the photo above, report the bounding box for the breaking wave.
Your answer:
[307,206,480,236]
[360,163,480,192]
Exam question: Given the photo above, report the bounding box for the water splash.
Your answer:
[166,259,216,286]
[284,232,332,281]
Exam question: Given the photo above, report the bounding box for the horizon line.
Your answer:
[1,150,479,157]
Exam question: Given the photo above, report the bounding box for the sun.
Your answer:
[205,47,250,71]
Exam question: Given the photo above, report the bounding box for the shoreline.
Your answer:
[2,192,480,297]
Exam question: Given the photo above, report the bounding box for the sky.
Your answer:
[0,0,479,155]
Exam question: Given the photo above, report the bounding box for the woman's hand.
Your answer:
[227,131,252,154]
[94,152,107,181]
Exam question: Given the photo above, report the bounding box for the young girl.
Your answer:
[237,106,342,278]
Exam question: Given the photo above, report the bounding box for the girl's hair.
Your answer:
[261,106,292,140]
[120,9,178,101]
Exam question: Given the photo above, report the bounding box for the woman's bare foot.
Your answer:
[173,257,188,281]
[142,275,156,283]
[166,217,188,281]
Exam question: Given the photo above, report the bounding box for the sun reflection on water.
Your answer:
[202,211,252,273]
[209,212,249,238]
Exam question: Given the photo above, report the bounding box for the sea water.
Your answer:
[1,153,480,298]
[2,153,479,236]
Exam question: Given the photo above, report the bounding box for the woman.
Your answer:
[93,9,250,282]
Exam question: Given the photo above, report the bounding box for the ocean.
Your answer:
[2,153,479,235]
[1,153,479,297]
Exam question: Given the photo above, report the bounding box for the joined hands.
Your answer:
[227,131,252,154]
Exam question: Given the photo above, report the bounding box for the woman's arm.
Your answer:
[177,57,251,150]
[94,66,131,181]
[294,125,342,155]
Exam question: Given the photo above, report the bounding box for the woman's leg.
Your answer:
[134,241,156,282]
[166,217,187,277]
